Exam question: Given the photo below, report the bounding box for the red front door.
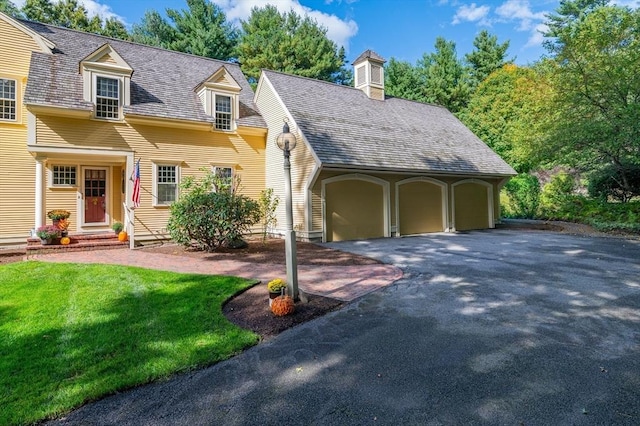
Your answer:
[84,169,106,223]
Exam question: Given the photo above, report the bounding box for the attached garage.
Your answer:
[396,177,447,235]
[323,175,389,242]
[452,180,494,231]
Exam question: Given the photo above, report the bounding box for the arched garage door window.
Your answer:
[451,179,494,231]
[322,174,390,242]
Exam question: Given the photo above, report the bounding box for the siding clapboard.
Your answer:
[0,18,42,242]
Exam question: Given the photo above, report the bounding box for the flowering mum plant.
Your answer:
[267,278,287,293]
[47,209,71,220]
[36,225,61,239]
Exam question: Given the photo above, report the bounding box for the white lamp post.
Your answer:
[276,122,300,301]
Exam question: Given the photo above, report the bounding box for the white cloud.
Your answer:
[495,0,546,31]
[452,3,491,25]
[525,22,547,48]
[213,0,358,50]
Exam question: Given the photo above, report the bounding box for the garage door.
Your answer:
[397,179,445,235]
[325,178,385,242]
[453,181,491,231]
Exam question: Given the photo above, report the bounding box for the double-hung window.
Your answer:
[155,164,178,205]
[0,78,16,121]
[214,94,232,130]
[95,76,119,119]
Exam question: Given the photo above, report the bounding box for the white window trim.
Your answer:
[92,73,123,120]
[198,87,239,132]
[152,162,181,207]
[49,164,78,188]
[0,76,19,123]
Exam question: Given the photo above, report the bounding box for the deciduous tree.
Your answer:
[542,3,640,198]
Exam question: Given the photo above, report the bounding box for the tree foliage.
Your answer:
[131,10,176,48]
[465,29,512,90]
[504,174,541,219]
[131,0,237,60]
[0,0,21,17]
[458,64,555,173]
[542,3,640,199]
[418,37,470,112]
[384,58,424,101]
[166,0,237,60]
[21,0,129,40]
[588,162,640,202]
[237,5,348,83]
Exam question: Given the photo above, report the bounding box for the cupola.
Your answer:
[352,50,386,101]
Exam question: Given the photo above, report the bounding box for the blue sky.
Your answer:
[11,0,640,65]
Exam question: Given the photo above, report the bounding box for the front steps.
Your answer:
[26,232,128,256]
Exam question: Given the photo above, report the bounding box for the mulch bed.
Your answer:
[143,238,379,340]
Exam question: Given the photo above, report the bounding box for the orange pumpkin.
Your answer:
[271,295,295,316]
[118,231,128,242]
[60,237,71,245]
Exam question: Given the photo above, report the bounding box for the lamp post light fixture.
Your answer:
[275,122,300,301]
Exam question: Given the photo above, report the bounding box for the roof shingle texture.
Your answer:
[264,70,516,176]
[21,21,265,128]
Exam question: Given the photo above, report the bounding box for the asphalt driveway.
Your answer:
[51,229,640,425]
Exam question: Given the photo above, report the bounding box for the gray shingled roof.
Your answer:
[21,20,265,129]
[264,70,516,176]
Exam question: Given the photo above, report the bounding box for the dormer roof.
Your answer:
[80,43,133,75]
[195,66,241,93]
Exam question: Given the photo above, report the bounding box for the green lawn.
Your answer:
[0,261,259,425]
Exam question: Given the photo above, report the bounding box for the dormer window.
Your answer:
[96,76,120,119]
[214,94,232,130]
[196,66,241,132]
[80,44,132,121]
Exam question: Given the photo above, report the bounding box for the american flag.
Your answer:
[132,159,141,208]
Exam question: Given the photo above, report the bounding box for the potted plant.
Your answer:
[47,209,70,221]
[112,222,124,235]
[47,209,71,230]
[36,225,61,245]
[267,278,287,306]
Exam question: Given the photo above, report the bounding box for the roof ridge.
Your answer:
[262,69,364,93]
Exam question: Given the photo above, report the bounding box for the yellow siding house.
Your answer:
[0,12,266,247]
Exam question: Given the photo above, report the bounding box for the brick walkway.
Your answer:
[31,248,403,302]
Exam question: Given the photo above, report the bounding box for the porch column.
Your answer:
[34,156,45,231]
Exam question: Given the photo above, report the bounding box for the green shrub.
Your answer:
[167,172,261,251]
[540,171,576,219]
[503,174,540,218]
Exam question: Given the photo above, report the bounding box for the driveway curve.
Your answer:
[49,230,640,425]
